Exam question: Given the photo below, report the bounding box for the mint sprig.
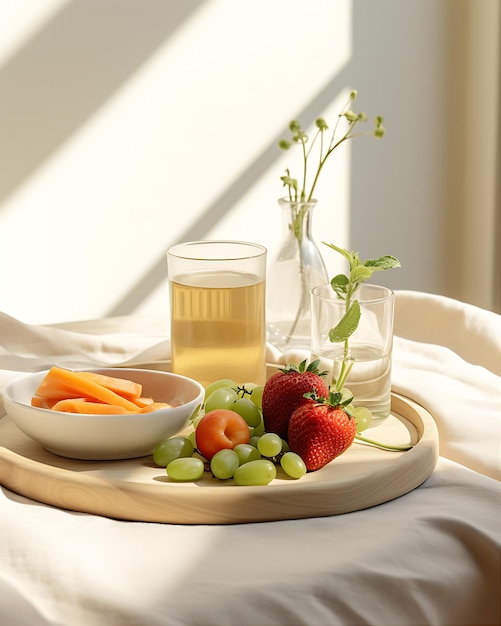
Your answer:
[322,245,412,453]
[323,242,401,391]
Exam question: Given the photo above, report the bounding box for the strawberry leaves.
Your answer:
[278,359,328,378]
[303,389,353,410]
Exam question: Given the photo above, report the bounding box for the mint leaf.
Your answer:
[364,255,401,271]
[321,242,400,393]
[322,242,354,266]
[330,273,349,298]
[328,300,361,343]
[350,265,374,284]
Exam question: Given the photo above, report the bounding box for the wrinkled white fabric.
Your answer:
[0,290,500,626]
[0,310,170,372]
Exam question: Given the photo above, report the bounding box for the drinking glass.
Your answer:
[167,240,267,388]
[310,283,394,425]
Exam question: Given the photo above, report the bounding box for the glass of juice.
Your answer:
[167,240,267,388]
[310,283,394,426]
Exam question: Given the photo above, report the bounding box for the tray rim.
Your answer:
[0,391,439,525]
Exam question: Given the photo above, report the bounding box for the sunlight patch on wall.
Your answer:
[0,0,69,66]
[0,0,352,324]
[203,89,354,280]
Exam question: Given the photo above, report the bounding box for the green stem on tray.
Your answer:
[354,433,413,451]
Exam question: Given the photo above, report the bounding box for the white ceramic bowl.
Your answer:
[2,368,204,461]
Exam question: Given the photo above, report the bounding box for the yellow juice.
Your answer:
[170,270,266,387]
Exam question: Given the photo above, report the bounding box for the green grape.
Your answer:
[233,459,276,486]
[353,406,373,432]
[233,443,261,465]
[153,436,194,467]
[281,438,290,454]
[166,457,205,481]
[238,382,257,398]
[189,405,203,422]
[280,452,307,479]
[188,430,197,449]
[233,397,262,427]
[205,387,238,412]
[210,449,240,480]
[249,435,260,448]
[340,387,354,402]
[257,432,283,458]
[249,385,264,410]
[192,413,204,429]
[251,417,265,437]
[204,378,237,400]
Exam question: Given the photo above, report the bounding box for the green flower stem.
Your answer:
[306,109,375,202]
[307,132,352,202]
[354,433,413,451]
[301,137,308,201]
[285,264,308,344]
[278,90,385,204]
[309,131,373,199]
[286,248,307,343]
[285,203,310,343]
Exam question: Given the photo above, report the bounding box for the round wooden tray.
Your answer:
[0,392,438,524]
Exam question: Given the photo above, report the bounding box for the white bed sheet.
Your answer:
[0,290,500,626]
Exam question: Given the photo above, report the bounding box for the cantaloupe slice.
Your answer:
[137,402,171,413]
[32,367,172,414]
[78,371,142,401]
[35,367,139,411]
[31,395,57,409]
[133,396,155,408]
[51,398,130,414]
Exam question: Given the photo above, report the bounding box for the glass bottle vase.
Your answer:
[266,197,329,352]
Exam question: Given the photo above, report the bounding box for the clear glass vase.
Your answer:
[266,197,329,351]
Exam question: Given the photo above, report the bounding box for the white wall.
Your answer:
[0,0,499,324]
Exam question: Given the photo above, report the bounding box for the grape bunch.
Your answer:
[152,370,381,484]
[153,378,307,485]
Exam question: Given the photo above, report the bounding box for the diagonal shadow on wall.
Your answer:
[0,0,206,207]
[106,64,353,317]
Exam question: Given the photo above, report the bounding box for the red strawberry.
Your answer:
[288,390,357,471]
[262,359,329,438]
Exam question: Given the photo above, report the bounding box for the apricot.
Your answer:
[196,409,250,460]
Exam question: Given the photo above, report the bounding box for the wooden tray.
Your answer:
[0,393,438,524]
